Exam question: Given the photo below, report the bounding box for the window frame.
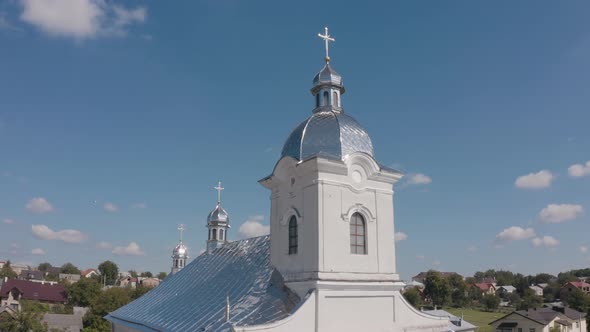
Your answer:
[350,212,367,255]
[288,216,298,255]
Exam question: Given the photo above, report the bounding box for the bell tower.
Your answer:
[259,28,403,297]
[206,181,230,253]
[171,224,188,275]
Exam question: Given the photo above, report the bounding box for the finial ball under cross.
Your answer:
[318,26,335,63]
[214,181,224,203]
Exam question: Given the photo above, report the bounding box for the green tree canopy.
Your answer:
[423,270,451,307]
[140,271,153,278]
[0,260,17,280]
[37,262,52,272]
[157,272,167,280]
[402,288,422,308]
[482,294,501,311]
[60,262,80,275]
[98,260,119,286]
[67,277,101,307]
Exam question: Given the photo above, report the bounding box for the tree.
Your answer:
[557,272,578,285]
[566,289,590,313]
[157,272,167,280]
[448,273,468,307]
[37,262,52,272]
[424,271,451,307]
[0,300,49,332]
[61,262,80,275]
[98,261,118,286]
[518,288,543,310]
[140,271,153,278]
[67,277,101,307]
[128,270,138,278]
[508,292,522,308]
[0,260,18,280]
[482,294,501,311]
[403,288,422,308]
[84,287,132,332]
[533,273,555,285]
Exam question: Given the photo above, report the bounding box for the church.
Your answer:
[106,28,457,332]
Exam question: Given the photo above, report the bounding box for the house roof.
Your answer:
[81,268,97,277]
[498,286,516,292]
[564,281,590,289]
[0,279,66,303]
[492,307,586,327]
[106,236,299,332]
[42,313,83,332]
[474,283,494,291]
[19,269,44,280]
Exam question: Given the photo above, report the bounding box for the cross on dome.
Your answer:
[178,224,186,242]
[318,26,335,63]
[214,181,224,203]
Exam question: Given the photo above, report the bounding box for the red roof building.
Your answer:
[560,281,590,299]
[0,279,67,310]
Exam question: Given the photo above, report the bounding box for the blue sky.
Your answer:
[1,0,589,279]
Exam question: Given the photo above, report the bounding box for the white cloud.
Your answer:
[495,226,536,243]
[514,170,554,189]
[19,0,146,39]
[539,204,584,223]
[26,197,54,213]
[238,216,270,238]
[31,248,45,255]
[580,246,588,254]
[31,224,87,243]
[568,161,590,178]
[394,232,408,242]
[96,241,113,250]
[130,202,147,209]
[407,173,432,185]
[532,236,559,248]
[112,242,144,256]
[3,218,15,225]
[103,202,119,212]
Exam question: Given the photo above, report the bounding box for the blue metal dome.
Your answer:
[281,110,374,161]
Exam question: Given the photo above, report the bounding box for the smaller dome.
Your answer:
[312,63,344,93]
[173,241,188,257]
[207,203,229,223]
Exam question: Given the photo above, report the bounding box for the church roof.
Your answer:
[207,203,229,223]
[281,110,374,162]
[106,236,298,332]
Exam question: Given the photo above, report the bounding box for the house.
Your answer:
[0,261,5,269]
[0,279,67,310]
[59,273,81,284]
[530,285,544,297]
[490,307,586,332]
[81,268,99,278]
[425,310,477,332]
[475,282,497,296]
[18,269,44,281]
[560,281,590,300]
[496,286,516,297]
[119,277,138,289]
[411,272,463,283]
[8,263,29,275]
[138,277,160,288]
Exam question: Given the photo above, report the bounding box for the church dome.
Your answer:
[312,63,344,93]
[281,110,374,162]
[207,203,229,223]
[173,241,188,257]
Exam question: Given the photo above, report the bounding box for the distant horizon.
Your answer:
[1,0,589,279]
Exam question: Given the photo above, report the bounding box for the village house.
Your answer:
[490,307,586,332]
[560,281,590,300]
[530,285,544,297]
[59,273,81,284]
[0,279,67,310]
[496,286,517,297]
[474,282,497,296]
[81,268,99,278]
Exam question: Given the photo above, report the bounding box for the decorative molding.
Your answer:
[279,206,303,226]
[341,203,376,223]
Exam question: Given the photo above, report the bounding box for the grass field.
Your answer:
[445,308,506,332]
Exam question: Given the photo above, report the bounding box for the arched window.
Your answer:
[288,216,298,255]
[323,91,329,106]
[220,229,224,241]
[316,93,320,107]
[350,213,366,255]
[212,229,217,240]
[333,91,339,107]
[174,259,178,268]
[208,229,211,240]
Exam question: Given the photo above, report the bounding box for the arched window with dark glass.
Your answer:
[212,229,217,240]
[333,91,339,107]
[350,213,366,255]
[316,93,320,107]
[220,229,224,241]
[323,91,329,106]
[288,216,298,255]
